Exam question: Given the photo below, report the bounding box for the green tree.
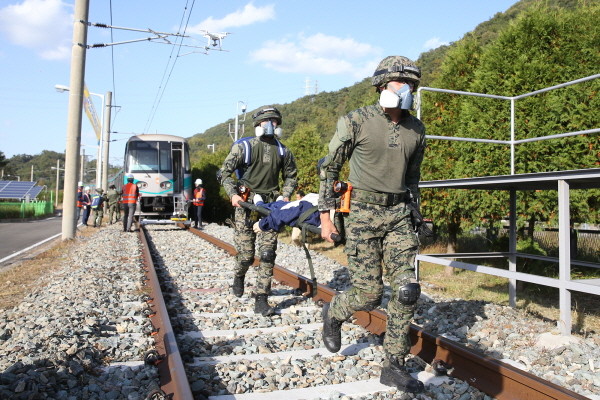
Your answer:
[0,151,7,170]
[284,123,326,194]
[459,4,600,228]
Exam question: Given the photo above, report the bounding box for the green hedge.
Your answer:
[0,201,54,219]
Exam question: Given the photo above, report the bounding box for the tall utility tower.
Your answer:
[304,77,319,97]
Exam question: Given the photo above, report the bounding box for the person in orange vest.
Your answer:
[81,186,92,226]
[192,178,206,229]
[76,182,84,223]
[121,173,140,232]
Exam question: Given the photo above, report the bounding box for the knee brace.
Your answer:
[260,249,276,263]
[238,255,254,268]
[398,283,421,305]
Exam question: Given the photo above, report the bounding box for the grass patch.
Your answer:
[310,237,600,334]
[0,228,96,310]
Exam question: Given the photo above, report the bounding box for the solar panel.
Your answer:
[0,181,45,200]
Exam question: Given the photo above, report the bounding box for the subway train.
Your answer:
[122,134,192,221]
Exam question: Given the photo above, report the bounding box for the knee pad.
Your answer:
[260,249,276,263]
[238,256,254,267]
[398,283,421,305]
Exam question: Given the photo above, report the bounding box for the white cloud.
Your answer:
[0,0,73,60]
[423,37,449,51]
[250,33,381,78]
[188,3,275,34]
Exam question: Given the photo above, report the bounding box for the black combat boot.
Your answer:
[254,294,275,316]
[232,275,245,297]
[380,354,424,393]
[322,302,343,352]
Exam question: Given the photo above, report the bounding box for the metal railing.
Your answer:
[416,74,600,175]
[414,75,600,336]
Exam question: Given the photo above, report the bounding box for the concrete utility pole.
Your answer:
[62,0,89,240]
[101,91,112,191]
[30,165,34,181]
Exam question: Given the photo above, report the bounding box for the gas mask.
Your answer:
[379,83,413,110]
[255,121,283,137]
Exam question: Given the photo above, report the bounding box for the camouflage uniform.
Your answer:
[106,187,121,224]
[318,104,426,360]
[218,135,298,296]
[91,189,107,228]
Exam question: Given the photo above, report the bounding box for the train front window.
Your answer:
[127,141,174,173]
[128,141,159,173]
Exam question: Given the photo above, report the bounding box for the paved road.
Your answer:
[0,215,64,261]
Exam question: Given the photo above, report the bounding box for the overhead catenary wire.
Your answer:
[142,0,197,134]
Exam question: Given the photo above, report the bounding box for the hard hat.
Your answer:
[126,173,134,179]
[252,106,282,127]
[195,178,203,185]
[84,186,90,191]
[78,181,83,187]
[96,188,104,194]
[372,56,421,89]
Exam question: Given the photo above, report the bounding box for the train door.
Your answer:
[170,142,187,220]
[171,143,183,193]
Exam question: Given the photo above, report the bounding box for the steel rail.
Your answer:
[137,224,194,400]
[186,225,588,400]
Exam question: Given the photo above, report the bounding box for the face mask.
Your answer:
[255,121,283,137]
[378,84,414,110]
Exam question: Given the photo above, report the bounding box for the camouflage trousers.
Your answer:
[233,205,278,296]
[92,209,104,227]
[328,200,419,361]
[108,203,120,223]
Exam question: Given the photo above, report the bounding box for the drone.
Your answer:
[200,31,230,51]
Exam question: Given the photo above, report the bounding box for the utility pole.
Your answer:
[55,160,60,208]
[30,165,34,181]
[228,101,247,142]
[101,91,112,191]
[62,0,89,240]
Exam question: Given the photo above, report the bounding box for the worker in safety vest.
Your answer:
[121,173,140,232]
[81,186,92,226]
[76,182,84,223]
[91,188,106,228]
[192,178,206,229]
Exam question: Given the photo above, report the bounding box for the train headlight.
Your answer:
[160,181,172,189]
[136,181,148,189]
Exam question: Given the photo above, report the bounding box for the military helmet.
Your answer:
[372,56,421,89]
[252,106,282,127]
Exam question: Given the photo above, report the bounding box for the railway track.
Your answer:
[137,223,591,400]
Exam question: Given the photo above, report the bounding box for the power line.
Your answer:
[143,0,196,134]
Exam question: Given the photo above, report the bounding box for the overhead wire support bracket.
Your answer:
[80,20,190,49]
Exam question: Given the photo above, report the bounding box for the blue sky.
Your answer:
[0,0,517,165]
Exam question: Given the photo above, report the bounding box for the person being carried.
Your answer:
[251,192,320,234]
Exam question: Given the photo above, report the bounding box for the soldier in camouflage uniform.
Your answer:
[106,184,121,224]
[217,106,298,316]
[318,56,426,393]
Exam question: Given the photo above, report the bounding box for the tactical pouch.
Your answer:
[333,211,346,246]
